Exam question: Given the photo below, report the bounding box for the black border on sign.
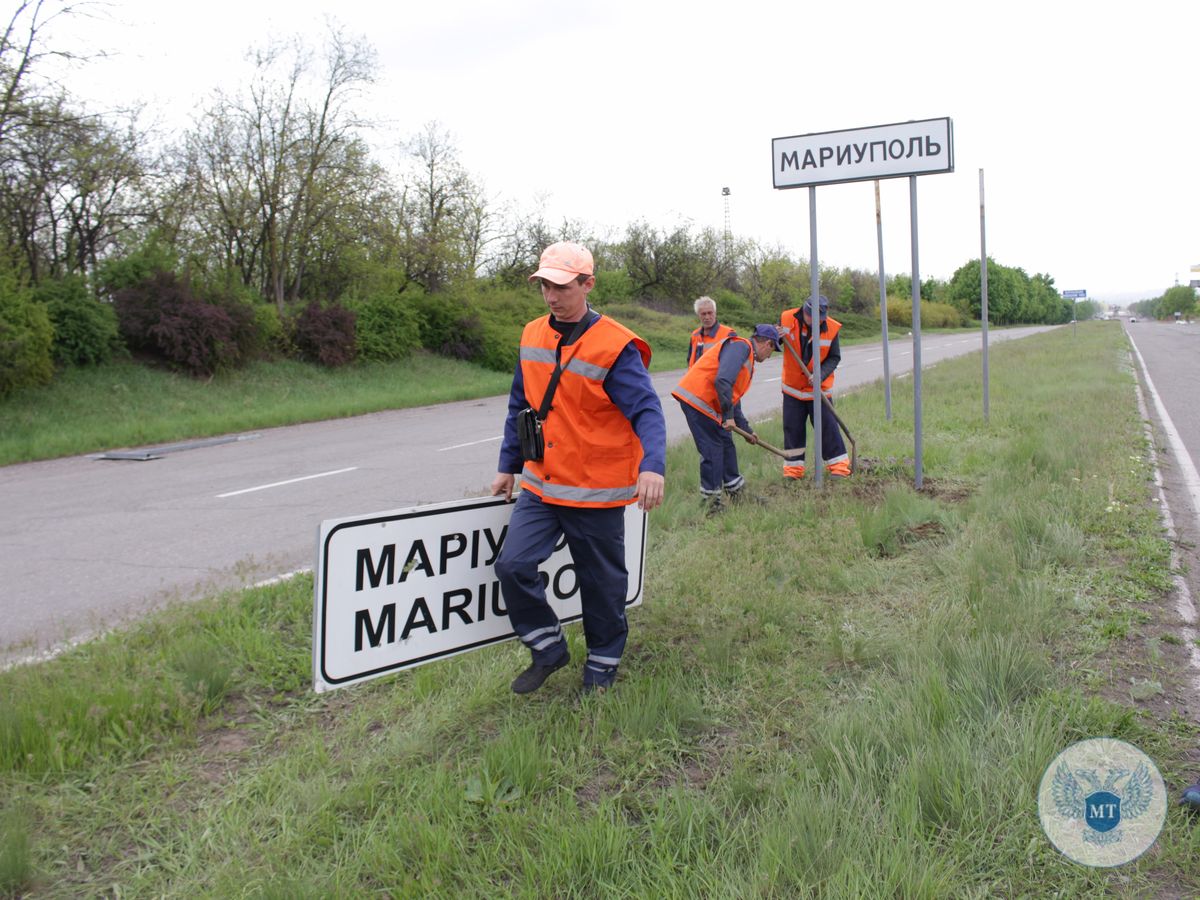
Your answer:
[316,496,647,686]
[771,116,954,190]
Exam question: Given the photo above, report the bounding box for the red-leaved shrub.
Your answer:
[113,272,250,377]
[293,302,356,367]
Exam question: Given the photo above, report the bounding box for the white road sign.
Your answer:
[313,495,647,692]
[772,117,953,189]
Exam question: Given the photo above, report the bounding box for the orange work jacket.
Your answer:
[671,336,755,424]
[780,311,841,401]
[688,323,735,367]
[519,315,651,509]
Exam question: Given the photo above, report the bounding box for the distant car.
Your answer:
[1129,317,1137,323]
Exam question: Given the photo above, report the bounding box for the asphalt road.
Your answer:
[0,324,1052,663]
[1126,320,1200,483]
[1123,317,1200,711]
[1125,318,1200,555]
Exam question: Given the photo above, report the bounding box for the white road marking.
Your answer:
[217,467,358,498]
[1130,344,1200,696]
[254,568,312,587]
[439,435,503,452]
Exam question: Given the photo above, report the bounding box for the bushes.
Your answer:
[833,310,882,341]
[252,304,289,357]
[591,269,633,304]
[33,276,121,366]
[0,273,53,399]
[463,284,544,373]
[409,291,487,363]
[346,291,422,362]
[96,237,177,299]
[293,302,356,367]
[113,272,255,377]
[711,289,754,331]
[885,299,968,329]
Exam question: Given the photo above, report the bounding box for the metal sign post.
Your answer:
[806,184,825,487]
[772,118,954,490]
[1063,290,1087,335]
[809,186,823,487]
[875,180,892,422]
[910,176,923,489]
[979,169,989,422]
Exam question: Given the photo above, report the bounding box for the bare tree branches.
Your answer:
[178,25,378,310]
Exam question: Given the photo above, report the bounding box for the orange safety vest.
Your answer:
[780,310,841,401]
[518,315,652,509]
[688,323,735,367]
[671,336,755,424]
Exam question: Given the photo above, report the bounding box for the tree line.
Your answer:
[1128,285,1198,321]
[0,4,1087,399]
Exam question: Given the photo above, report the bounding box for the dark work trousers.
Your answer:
[493,489,628,685]
[678,400,744,496]
[782,394,847,472]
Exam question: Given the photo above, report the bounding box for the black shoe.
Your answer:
[581,673,616,694]
[582,662,617,694]
[511,654,569,694]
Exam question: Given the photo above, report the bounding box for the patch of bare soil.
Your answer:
[575,767,620,808]
[194,695,261,785]
[1093,612,1200,732]
[917,478,975,504]
[904,520,946,541]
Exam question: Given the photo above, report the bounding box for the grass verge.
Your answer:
[3,322,1197,897]
[0,313,974,467]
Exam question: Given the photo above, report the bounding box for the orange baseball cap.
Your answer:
[529,241,594,284]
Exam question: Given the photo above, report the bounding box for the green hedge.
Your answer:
[0,272,53,398]
[884,298,968,328]
[346,291,423,362]
[34,276,122,367]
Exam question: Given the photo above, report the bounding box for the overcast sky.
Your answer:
[49,0,1199,305]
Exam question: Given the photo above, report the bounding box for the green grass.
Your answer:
[0,352,514,465]
[3,322,1196,897]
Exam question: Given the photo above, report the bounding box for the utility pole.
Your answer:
[721,187,731,259]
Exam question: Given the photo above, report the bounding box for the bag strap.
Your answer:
[537,310,597,420]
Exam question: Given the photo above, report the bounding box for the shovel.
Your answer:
[778,336,858,474]
[728,424,805,460]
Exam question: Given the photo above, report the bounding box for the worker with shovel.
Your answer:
[779,295,852,479]
[672,324,782,513]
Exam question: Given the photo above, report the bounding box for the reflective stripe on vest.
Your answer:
[519,471,639,505]
[780,311,841,395]
[672,336,755,423]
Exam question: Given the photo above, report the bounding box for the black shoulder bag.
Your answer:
[517,312,595,462]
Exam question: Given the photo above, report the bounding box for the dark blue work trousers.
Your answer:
[678,400,744,496]
[493,490,628,685]
[782,394,848,468]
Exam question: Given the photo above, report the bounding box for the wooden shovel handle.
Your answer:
[728,424,804,459]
